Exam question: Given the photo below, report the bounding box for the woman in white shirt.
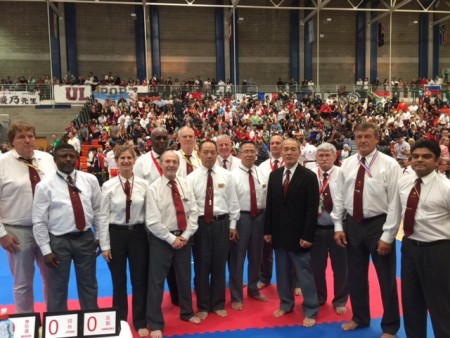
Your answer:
[99,145,149,337]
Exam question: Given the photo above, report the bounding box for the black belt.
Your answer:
[405,237,450,247]
[109,223,145,231]
[198,214,228,222]
[350,213,386,223]
[55,230,90,238]
[317,224,334,230]
[170,230,182,236]
[306,160,316,162]
[241,210,265,216]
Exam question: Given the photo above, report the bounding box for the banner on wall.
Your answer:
[54,85,92,103]
[93,92,130,104]
[95,85,148,95]
[0,91,40,105]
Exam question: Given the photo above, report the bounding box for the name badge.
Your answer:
[218,183,225,188]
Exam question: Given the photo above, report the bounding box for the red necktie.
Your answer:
[322,172,333,213]
[21,158,40,196]
[248,169,258,217]
[171,180,187,232]
[403,178,422,237]
[273,159,279,170]
[124,180,131,224]
[204,169,214,223]
[283,169,290,197]
[353,157,365,222]
[185,154,193,175]
[223,159,228,169]
[67,175,86,231]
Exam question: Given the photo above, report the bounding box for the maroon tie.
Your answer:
[223,159,228,169]
[403,178,422,237]
[185,154,193,175]
[283,169,290,197]
[273,159,279,170]
[353,158,365,222]
[124,180,131,224]
[204,169,214,224]
[67,175,86,231]
[21,158,40,196]
[322,172,333,213]
[248,170,258,217]
[171,180,187,232]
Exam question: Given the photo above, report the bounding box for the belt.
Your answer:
[198,214,228,222]
[306,160,316,162]
[170,230,182,236]
[405,237,450,247]
[55,230,90,238]
[350,213,386,223]
[241,210,265,216]
[109,223,145,231]
[317,224,334,230]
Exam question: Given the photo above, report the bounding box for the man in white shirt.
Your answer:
[146,151,201,338]
[0,121,56,313]
[215,135,241,171]
[32,143,101,312]
[176,127,202,178]
[229,141,267,311]
[301,139,317,170]
[67,131,81,154]
[257,134,283,290]
[332,123,401,338]
[311,143,348,315]
[397,140,450,338]
[187,140,240,320]
[393,137,411,162]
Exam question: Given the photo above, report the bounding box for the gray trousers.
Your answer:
[47,230,98,312]
[5,225,48,313]
[229,212,264,302]
[147,233,194,331]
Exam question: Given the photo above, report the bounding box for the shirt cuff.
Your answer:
[334,221,344,232]
[229,220,237,230]
[0,225,7,238]
[40,244,52,256]
[380,231,395,244]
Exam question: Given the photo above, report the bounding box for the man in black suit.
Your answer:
[264,138,320,327]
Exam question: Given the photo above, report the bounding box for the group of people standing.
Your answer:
[0,120,448,338]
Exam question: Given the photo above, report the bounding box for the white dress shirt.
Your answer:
[98,175,148,251]
[187,164,240,229]
[301,144,317,170]
[232,165,267,211]
[68,137,81,154]
[176,150,202,178]
[398,170,450,242]
[0,150,56,238]
[133,150,163,184]
[146,175,198,245]
[258,156,284,185]
[216,155,241,171]
[315,165,340,226]
[32,170,102,256]
[331,149,401,243]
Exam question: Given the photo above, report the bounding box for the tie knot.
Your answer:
[416,178,422,185]
[20,157,33,164]
[360,157,366,164]
[185,154,191,160]
[286,169,291,174]
[248,169,252,175]
[170,179,177,186]
[274,159,279,164]
[323,172,328,178]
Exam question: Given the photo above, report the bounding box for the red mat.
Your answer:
[4,263,401,337]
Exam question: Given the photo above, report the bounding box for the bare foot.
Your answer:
[294,288,302,296]
[214,309,228,317]
[303,317,316,327]
[334,306,347,315]
[197,311,208,320]
[150,330,162,338]
[250,294,268,302]
[381,334,395,338]
[231,302,243,310]
[257,282,269,290]
[188,316,201,324]
[342,320,359,331]
[138,328,150,337]
[273,309,290,317]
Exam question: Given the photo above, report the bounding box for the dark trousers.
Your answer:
[147,233,195,331]
[48,230,98,312]
[310,227,348,307]
[193,217,230,312]
[401,238,450,338]
[229,212,264,302]
[346,214,400,335]
[259,240,273,284]
[107,225,148,329]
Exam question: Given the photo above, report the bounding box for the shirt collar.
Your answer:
[12,149,36,161]
[57,169,76,180]
[359,148,377,162]
[418,170,437,186]
[284,162,298,174]
[201,164,217,174]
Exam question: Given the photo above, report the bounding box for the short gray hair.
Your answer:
[316,142,337,156]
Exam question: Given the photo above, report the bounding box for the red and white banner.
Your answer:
[0,91,40,105]
[54,85,92,103]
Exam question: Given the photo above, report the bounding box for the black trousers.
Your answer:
[107,225,149,330]
[193,216,230,312]
[346,214,400,335]
[401,237,450,338]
